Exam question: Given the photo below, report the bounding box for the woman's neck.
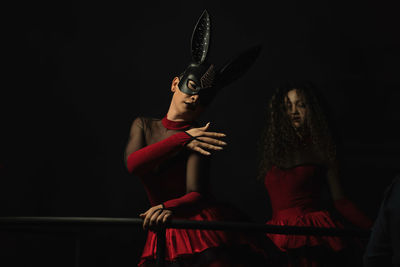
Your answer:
[166,106,195,122]
[162,114,193,130]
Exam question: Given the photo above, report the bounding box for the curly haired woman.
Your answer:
[258,81,373,266]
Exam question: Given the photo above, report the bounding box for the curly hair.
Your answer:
[257,81,336,180]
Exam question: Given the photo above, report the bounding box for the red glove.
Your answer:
[126,132,192,175]
[163,191,203,215]
[334,197,373,229]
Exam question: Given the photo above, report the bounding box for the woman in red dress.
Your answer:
[258,81,373,266]
[125,10,268,267]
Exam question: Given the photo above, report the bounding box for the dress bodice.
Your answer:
[264,164,326,217]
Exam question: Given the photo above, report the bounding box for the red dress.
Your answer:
[264,164,348,266]
[127,116,268,266]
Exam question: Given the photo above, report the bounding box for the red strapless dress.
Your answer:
[264,164,346,252]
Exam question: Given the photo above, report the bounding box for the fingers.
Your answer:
[202,131,226,138]
[148,209,163,230]
[142,208,161,230]
[198,141,223,151]
[139,209,149,218]
[187,122,226,139]
[192,122,213,134]
[150,210,173,232]
[192,145,211,156]
[140,206,173,232]
[199,122,210,131]
[162,212,172,223]
[187,140,225,155]
[156,210,171,226]
[196,136,227,146]
[155,211,167,226]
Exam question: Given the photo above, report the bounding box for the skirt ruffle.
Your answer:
[139,203,268,266]
[266,207,346,252]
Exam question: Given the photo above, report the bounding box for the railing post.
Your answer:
[156,227,166,267]
[75,233,81,267]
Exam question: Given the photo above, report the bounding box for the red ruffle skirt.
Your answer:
[139,204,266,266]
[266,207,347,252]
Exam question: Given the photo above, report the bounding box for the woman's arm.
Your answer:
[326,161,344,200]
[125,119,226,176]
[327,161,373,229]
[163,152,209,212]
[141,152,210,230]
[124,117,192,175]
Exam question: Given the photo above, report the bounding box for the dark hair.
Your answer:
[257,81,336,180]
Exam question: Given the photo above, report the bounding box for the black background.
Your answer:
[1,0,399,266]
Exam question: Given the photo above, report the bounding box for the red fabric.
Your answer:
[266,208,346,252]
[126,131,192,175]
[161,115,193,130]
[334,197,373,230]
[135,117,264,266]
[138,203,264,266]
[139,206,229,265]
[163,191,203,212]
[264,164,347,252]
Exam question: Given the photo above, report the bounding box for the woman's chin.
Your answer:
[292,122,302,128]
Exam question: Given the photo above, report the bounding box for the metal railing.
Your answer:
[0,217,370,267]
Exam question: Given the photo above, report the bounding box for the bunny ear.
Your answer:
[191,10,211,64]
[216,44,262,88]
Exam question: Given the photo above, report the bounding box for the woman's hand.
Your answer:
[185,122,227,156]
[139,204,173,231]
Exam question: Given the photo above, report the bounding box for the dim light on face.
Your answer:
[285,89,307,129]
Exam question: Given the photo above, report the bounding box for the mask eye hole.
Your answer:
[187,80,198,91]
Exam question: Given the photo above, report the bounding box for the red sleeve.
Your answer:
[163,153,209,215]
[334,197,373,230]
[163,191,203,213]
[126,132,192,175]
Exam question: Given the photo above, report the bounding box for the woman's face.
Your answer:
[171,77,205,119]
[284,89,307,129]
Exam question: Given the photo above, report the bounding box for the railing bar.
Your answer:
[169,220,370,237]
[0,217,143,225]
[0,217,370,237]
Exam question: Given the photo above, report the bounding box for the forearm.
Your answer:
[126,132,192,175]
[334,197,373,229]
[163,191,204,215]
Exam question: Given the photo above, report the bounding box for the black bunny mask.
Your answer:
[178,10,262,106]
